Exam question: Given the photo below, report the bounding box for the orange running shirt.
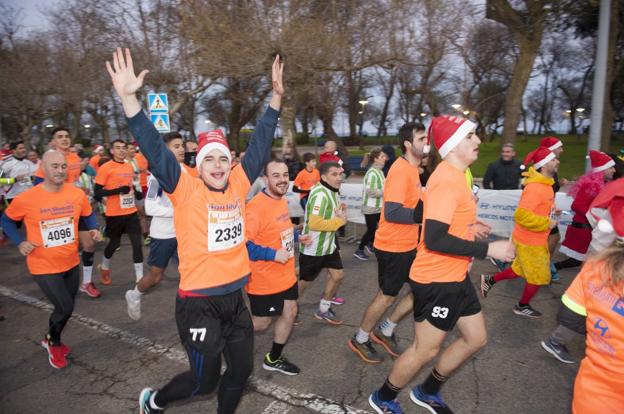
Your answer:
[5,184,92,275]
[564,260,624,414]
[134,153,149,187]
[374,157,422,253]
[512,181,554,246]
[245,191,296,295]
[35,151,82,184]
[95,160,137,216]
[89,154,102,172]
[168,166,251,291]
[293,168,320,199]
[410,161,477,284]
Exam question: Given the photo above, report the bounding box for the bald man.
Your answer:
[2,150,101,369]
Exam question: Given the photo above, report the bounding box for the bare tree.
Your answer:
[487,0,549,144]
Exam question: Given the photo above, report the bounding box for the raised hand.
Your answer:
[105,48,147,117]
[106,48,148,98]
[268,54,284,111]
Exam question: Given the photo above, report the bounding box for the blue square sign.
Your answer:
[151,113,171,133]
[148,93,168,113]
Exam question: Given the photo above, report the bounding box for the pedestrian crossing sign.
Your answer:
[151,114,171,133]
[148,93,168,113]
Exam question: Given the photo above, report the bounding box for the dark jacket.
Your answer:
[483,158,522,190]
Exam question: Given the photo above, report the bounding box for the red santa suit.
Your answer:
[559,150,615,261]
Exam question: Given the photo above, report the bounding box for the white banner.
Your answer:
[285,183,573,238]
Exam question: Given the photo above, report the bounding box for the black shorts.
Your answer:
[105,213,141,238]
[247,282,298,317]
[410,275,481,332]
[549,226,560,236]
[299,250,343,282]
[147,237,178,268]
[376,248,417,297]
[175,289,253,357]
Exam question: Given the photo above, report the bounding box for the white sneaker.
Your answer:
[125,290,141,321]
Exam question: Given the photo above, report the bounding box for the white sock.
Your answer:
[133,285,143,297]
[355,328,369,344]
[149,392,163,410]
[319,299,331,313]
[82,266,93,284]
[134,263,143,282]
[380,318,398,337]
[101,257,111,270]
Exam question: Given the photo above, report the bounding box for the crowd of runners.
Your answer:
[1,48,623,414]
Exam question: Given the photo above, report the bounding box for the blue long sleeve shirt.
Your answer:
[126,107,279,194]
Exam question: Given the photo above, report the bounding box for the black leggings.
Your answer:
[104,213,143,262]
[155,291,254,413]
[104,231,143,262]
[358,213,380,250]
[33,266,79,344]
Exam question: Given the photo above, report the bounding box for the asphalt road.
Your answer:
[0,227,583,414]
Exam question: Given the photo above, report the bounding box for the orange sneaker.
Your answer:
[98,265,112,285]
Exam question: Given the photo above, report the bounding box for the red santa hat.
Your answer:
[590,178,624,239]
[540,136,562,151]
[521,147,556,171]
[196,129,231,171]
[586,150,615,173]
[424,115,476,158]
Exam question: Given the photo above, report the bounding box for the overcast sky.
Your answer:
[6,0,53,35]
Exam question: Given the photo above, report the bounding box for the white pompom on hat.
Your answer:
[520,147,556,171]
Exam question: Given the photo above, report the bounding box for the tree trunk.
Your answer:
[500,41,540,144]
[280,98,296,148]
[600,0,620,151]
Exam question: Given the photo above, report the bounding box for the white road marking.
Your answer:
[262,400,291,414]
[0,285,371,414]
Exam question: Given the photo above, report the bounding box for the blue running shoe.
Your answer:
[353,249,369,261]
[369,391,404,414]
[139,388,163,414]
[409,385,455,414]
[550,262,560,282]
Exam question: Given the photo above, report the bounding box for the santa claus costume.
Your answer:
[556,150,615,270]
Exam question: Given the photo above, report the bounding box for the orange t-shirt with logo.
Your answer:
[565,260,624,414]
[245,192,296,295]
[410,161,477,284]
[5,184,92,275]
[95,160,137,216]
[293,168,320,199]
[35,151,82,184]
[134,153,149,187]
[168,166,251,291]
[374,157,421,253]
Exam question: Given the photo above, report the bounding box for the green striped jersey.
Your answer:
[362,167,385,208]
[300,183,340,256]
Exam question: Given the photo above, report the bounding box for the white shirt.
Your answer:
[0,156,36,199]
